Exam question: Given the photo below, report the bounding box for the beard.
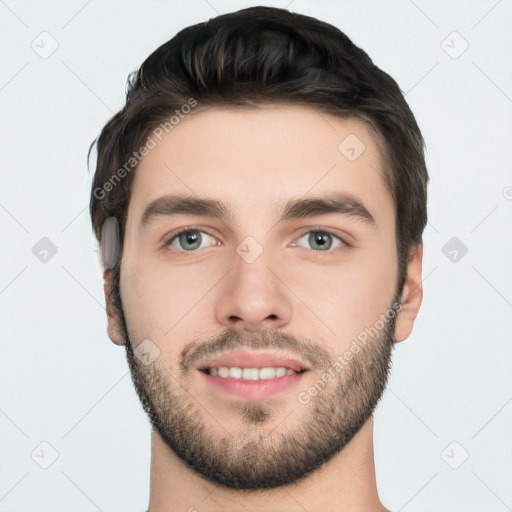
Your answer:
[113,278,400,491]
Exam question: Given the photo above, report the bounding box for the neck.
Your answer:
[147,416,388,512]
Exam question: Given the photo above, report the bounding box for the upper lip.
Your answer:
[197,350,309,372]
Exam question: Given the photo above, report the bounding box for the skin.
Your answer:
[103,105,423,512]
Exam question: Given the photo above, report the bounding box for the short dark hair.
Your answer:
[89,5,428,305]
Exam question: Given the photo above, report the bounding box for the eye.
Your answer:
[163,227,348,254]
[291,230,347,252]
[164,228,220,252]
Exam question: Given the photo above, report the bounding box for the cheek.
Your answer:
[346,248,398,336]
[290,244,397,345]
[122,255,221,341]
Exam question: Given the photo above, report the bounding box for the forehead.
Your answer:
[127,105,394,229]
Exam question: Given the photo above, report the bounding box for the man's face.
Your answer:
[110,105,403,489]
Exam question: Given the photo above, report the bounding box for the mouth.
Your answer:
[197,349,309,377]
[199,366,307,379]
[196,350,310,399]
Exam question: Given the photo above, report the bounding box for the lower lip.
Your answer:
[199,370,307,400]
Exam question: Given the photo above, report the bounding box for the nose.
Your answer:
[214,253,293,332]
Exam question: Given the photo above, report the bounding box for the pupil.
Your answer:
[180,231,200,250]
[310,232,331,251]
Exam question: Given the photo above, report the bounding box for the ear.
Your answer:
[394,244,423,343]
[103,271,125,346]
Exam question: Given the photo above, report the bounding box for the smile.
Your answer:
[202,366,304,380]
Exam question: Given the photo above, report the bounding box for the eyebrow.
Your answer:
[139,192,376,231]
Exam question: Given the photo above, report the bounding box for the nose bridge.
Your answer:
[215,241,292,331]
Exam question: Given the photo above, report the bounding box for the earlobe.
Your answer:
[103,273,125,346]
[394,244,423,343]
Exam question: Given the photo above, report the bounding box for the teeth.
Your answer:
[229,367,242,378]
[217,367,230,378]
[207,366,298,380]
[258,367,275,380]
[277,367,288,377]
[242,368,259,380]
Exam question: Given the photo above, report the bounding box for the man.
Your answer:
[89,6,428,511]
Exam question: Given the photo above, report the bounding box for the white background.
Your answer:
[0,1,511,511]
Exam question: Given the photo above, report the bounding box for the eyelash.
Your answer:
[163,225,349,254]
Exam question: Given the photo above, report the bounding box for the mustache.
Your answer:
[179,329,332,373]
